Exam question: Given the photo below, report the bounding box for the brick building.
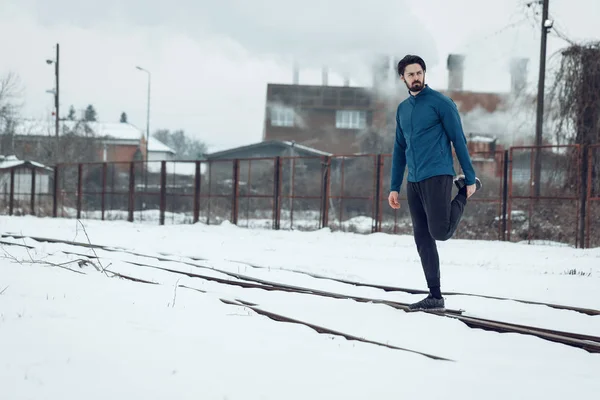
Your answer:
[263,83,389,154]
[7,119,174,167]
[262,54,530,157]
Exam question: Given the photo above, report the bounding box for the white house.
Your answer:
[147,136,176,162]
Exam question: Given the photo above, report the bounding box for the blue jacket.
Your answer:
[390,85,475,192]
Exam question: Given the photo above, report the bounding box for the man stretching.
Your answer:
[388,54,481,312]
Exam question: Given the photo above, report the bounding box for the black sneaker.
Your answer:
[407,294,445,312]
[453,174,482,192]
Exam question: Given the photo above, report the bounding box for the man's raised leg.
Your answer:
[421,175,468,242]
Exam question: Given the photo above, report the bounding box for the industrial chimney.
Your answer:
[292,62,299,84]
[447,54,466,92]
[322,66,328,86]
[372,55,391,88]
[510,58,529,94]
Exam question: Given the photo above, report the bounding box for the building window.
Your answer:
[271,106,295,127]
[336,110,366,129]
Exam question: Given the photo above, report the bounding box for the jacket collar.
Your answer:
[408,84,431,103]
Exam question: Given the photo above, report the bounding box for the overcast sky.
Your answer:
[1,0,599,151]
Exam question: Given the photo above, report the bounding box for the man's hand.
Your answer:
[388,191,401,209]
[466,183,476,198]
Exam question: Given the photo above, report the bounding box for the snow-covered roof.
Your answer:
[278,140,332,156]
[469,135,497,143]
[147,136,175,154]
[13,119,144,142]
[205,140,332,159]
[74,121,144,141]
[0,155,52,171]
[12,119,173,153]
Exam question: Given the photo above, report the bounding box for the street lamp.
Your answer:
[46,43,59,165]
[135,65,151,189]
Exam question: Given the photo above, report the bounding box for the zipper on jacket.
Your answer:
[410,102,417,178]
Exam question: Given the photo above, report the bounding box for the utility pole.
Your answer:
[136,66,151,190]
[55,43,60,165]
[46,44,60,165]
[533,0,550,197]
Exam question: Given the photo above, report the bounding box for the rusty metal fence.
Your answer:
[507,145,582,247]
[1,144,599,248]
[375,150,507,240]
[586,144,600,248]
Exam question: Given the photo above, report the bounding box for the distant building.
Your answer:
[204,140,331,161]
[202,140,333,195]
[147,136,176,163]
[0,155,53,214]
[8,119,174,166]
[262,53,532,158]
[263,84,388,154]
[463,133,505,178]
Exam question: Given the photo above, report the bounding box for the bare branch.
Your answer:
[0,72,23,105]
[0,72,24,127]
[0,285,8,295]
[2,234,115,281]
[0,247,86,275]
[171,278,181,308]
[548,41,600,146]
[20,235,37,264]
[76,220,109,277]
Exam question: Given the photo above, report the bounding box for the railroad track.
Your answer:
[220,258,600,317]
[216,297,453,361]
[4,232,596,317]
[2,233,600,354]
[0,237,451,362]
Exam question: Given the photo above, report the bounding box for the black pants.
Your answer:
[407,175,467,290]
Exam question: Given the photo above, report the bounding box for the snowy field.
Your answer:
[1,215,600,399]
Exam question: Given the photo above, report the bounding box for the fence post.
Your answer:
[193,161,201,224]
[506,148,513,242]
[53,166,59,218]
[320,156,331,229]
[206,161,212,225]
[585,146,593,249]
[502,150,509,241]
[9,168,14,216]
[159,161,167,226]
[372,154,383,233]
[76,163,83,220]
[231,159,240,225]
[101,163,107,221]
[272,157,281,230]
[579,145,588,248]
[30,168,36,215]
[128,162,135,222]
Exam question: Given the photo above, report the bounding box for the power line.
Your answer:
[457,15,530,54]
[452,0,537,74]
[547,15,576,45]
[525,0,576,45]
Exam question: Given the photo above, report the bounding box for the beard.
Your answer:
[404,79,424,92]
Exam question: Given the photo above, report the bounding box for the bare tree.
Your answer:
[0,72,24,152]
[547,41,600,146]
[152,129,207,159]
[0,72,23,122]
[543,41,600,247]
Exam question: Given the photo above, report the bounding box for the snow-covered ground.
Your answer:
[1,215,599,399]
